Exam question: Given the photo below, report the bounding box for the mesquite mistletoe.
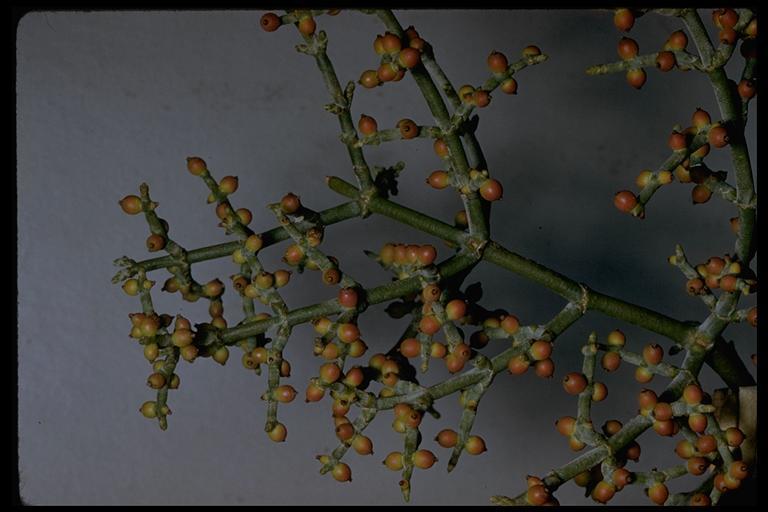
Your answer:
[113,8,757,506]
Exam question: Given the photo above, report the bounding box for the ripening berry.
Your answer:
[331,462,351,482]
[181,345,199,362]
[614,190,637,212]
[624,441,641,461]
[433,138,449,158]
[529,339,551,360]
[417,245,437,266]
[186,156,207,176]
[613,8,635,31]
[635,367,653,383]
[555,416,576,437]
[729,461,749,480]
[251,347,268,365]
[278,192,301,214]
[687,456,708,476]
[638,388,658,411]
[473,89,491,108]
[274,385,297,403]
[725,427,745,447]
[211,346,229,365]
[635,169,652,188]
[642,344,663,365]
[713,8,739,29]
[601,351,621,371]
[421,284,441,304]
[297,16,316,36]
[534,358,555,378]
[147,372,166,389]
[235,208,252,225]
[696,434,717,454]
[381,32,402,54]
[606,329,626,347]
[143,343,159,362]
[508,354,530,375]
[140,401,158,418]
[358,114,378,136]
[708,124,729,148]
[667,30,688,51]
[592,481,616,504]
[335,422,355,442]
[501,315,520,334]
[268,422,287,442]
[686,277,705,295]
[738,79,756,100]
[613,468,633,489]
[445,299,467,321]
[319,363,342,384]
[122,279,140,296]
[655,51,676,71]
[377,62,398,82]
[202,278,224,298]
[337,323,360,343]
[215,202,232,221]
[691,109,712,131]
[626,68,647,89]
[218,175,238,195]
[444,354,464,373]
[359,69,380,89]
[397,119,419,139]
[522,45,542,58]
[718,26,737,44]
[458,84,475,103]
[399,338,421,358]
[653,402,673,421]
[487,50,509,73]
[398,47,421,69]
[119,195,143,215]
[688,412,708,433]
[527,484,550,505]
[254,271,274,290]
[419,315,441,335]
[260,12,281,32]
[562,372,588,395]
[305,382,325,402]
[435,428,458,448]
[675,439,695,459]
[500,77,518,94]
[338,288,359,309]
[349,434,373,456]
[647,482,669,505]
[691,184,712,204]
[573,471,591,487]
[146,233,166,252]
[242,353,257,370]
[683,384,703,405]
[479,179,503,201]
[427,170,450,189]
[465,435,487,455]
[668,130,687,151]
[746,307,756,327]
[412,449,437,469]
[342,366,363,388]
[384,451,404,471]
[690,493,711,506]
[602,419,623,436]
[618,37,639,59]
[592,382,608,402]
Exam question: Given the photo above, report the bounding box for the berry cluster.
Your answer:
[114,8,756,506]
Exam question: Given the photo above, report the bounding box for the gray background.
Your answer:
[18,9,757,506]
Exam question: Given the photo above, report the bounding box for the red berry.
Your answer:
[529,339,551,360]
[444,353,466,373]
[652,402,673,421]
[507,354,530,375]
[562,372,588,395]
[614,190,637,212]
[668,130,687,151]
[260,12,281,32]
[746,307,757,327]
[683,384,703,405]
[337,323,360,343]
[617,37,639,59]
[638,388,658,411]
[612,468,633,489]
[534,358,554,378]
[696,434,717,454]
[687,456,708,476]
[397,118,419,139]
[377,62,398,82]
[613,8,635,32]
[487,51,509,73]
[729,461,749,480]
[399,338,421,358]
[738,79,756,100]
[527,484,550,505]
[522,45,541,58]
[642,343,663,365]
[655,51,676,71]
[479,179,503,201]
[338,288,359,309]
[274,385,297,403]
[688,412,708,433]
[713,8,739,29]
[555,416,576,436]
[472,89,491,108]
[419,315,441,335]
[690,493,711,506]
[601,351,621,371]
[719,27,737,45]
[417,245,437,266]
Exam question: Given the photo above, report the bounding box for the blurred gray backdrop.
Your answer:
[17,9,757,506]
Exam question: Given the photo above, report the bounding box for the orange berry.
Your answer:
[119,195,142,215]
[617,37,639,59]
[297,16,316,36]
[479,179,503,201]
[613,8,635,31]
[358,114,378,136]
[260,12,281,32]
[359,69,380,89]
[614,190,637,212]
[648,482,669,505]
[186,156,207,175]
[626,68,647,89]
[655,51,676,71]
